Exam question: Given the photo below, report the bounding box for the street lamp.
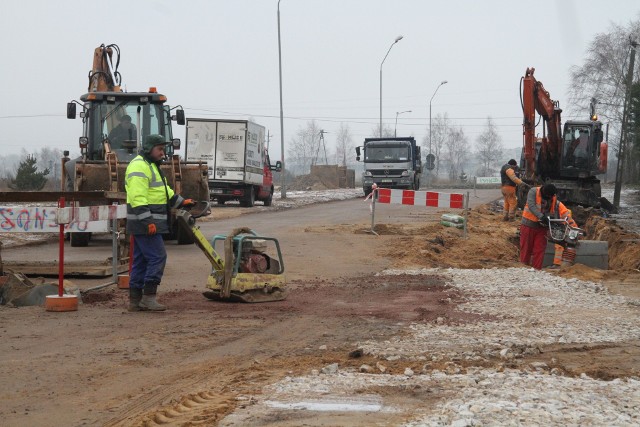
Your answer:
[277,0,286,199]
[394,110,411,137]
[429,80,448,155]
[379,35,404,137]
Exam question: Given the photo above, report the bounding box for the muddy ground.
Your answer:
[0,189,639,426]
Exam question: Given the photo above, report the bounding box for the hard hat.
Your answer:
[143,134,166,154]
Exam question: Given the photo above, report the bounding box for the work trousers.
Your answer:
[501,185,518,216]
[520,224,548,270]
[130,234,167,290]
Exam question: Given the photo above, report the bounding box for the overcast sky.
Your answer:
[1,0,638,161]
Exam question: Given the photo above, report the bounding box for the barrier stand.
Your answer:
[45,196,79,312]
[463,191,470,239]
[364,184,379,235]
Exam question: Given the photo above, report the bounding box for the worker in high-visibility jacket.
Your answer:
[125,134,195,311]
[500,159,529,221]
[520,184,571,270]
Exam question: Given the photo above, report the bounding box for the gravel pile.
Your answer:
[232,267,640,426]
[359,267,640,360]
[260,368,639,426]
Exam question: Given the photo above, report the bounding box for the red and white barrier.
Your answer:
[364,186,469,237]
[56,204,127,224]
[376,188,464,208]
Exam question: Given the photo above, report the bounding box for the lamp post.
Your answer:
[429,80,448,156]
[394,110,411,137]
[379,35,403,137]
[277,0,286,198]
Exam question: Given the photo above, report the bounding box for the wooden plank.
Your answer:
[2,261,128,277]
[0,191,126,203]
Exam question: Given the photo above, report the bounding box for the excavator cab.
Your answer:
[560,122,605,178]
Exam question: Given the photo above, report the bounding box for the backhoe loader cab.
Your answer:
[67,90,185,162]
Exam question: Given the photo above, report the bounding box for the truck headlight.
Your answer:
[364,171,372,177]
[401,170,410,177]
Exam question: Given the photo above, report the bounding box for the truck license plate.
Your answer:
[381,179,392,183]
[211,189,224,194]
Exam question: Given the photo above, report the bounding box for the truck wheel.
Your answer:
[364,188,372,197]
[70,232,92,247]
[263,189,273,206]
[217,199,226,205]
[241,187,255,207]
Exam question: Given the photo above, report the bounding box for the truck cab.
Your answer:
[355,137,422,196]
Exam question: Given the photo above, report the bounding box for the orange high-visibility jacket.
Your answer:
[522,187,571,228]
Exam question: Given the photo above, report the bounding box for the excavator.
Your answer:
[519,67,609,209]
[64,43,209,246]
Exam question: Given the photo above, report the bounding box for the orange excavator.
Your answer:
[520,67,609,209]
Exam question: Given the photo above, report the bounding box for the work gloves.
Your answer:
[519,182,531,191]
[181,198,196,208]
[147,223,157,236]
[539,215,550,226]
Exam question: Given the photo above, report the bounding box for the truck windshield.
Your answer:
[364,146,410,162]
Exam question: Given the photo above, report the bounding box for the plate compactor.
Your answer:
[175,203,287,303]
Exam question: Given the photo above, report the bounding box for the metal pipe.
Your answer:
[278,0,286,199]
[379,36,403,137]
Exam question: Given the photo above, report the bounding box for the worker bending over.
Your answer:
[500,159,528,221]
[520,184,572,270]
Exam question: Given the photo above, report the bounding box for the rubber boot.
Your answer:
[139,284,166,311]
[503,213,510,222]
[128,288,146,312]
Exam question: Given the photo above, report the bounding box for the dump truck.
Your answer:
[64,43,209,246]
[185,118,281,207]
[355,137,422,196]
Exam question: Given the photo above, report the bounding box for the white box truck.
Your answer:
[185,119,281,207]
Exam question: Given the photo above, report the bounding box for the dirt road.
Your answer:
[1,188,639,426]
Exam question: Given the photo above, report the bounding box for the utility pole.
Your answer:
[613,39,638,209]
[313,130,329,166]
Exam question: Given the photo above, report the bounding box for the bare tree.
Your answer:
[371,124,394,138]
[442,126,469,181]
[475,117,504,176]
[422,112,451,176]
[334,122,354,166]
[287,120,321,175]
[567,16,640,182]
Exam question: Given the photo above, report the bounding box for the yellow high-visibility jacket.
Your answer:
[125,155,183,235]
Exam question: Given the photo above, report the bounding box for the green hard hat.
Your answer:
[143,134,166,154]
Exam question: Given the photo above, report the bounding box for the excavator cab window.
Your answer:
[562,126,592,170]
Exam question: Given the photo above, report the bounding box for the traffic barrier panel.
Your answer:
[365,187,469,237]
[377,188,464,208]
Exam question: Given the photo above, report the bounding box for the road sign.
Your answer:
[425,153,436,171]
